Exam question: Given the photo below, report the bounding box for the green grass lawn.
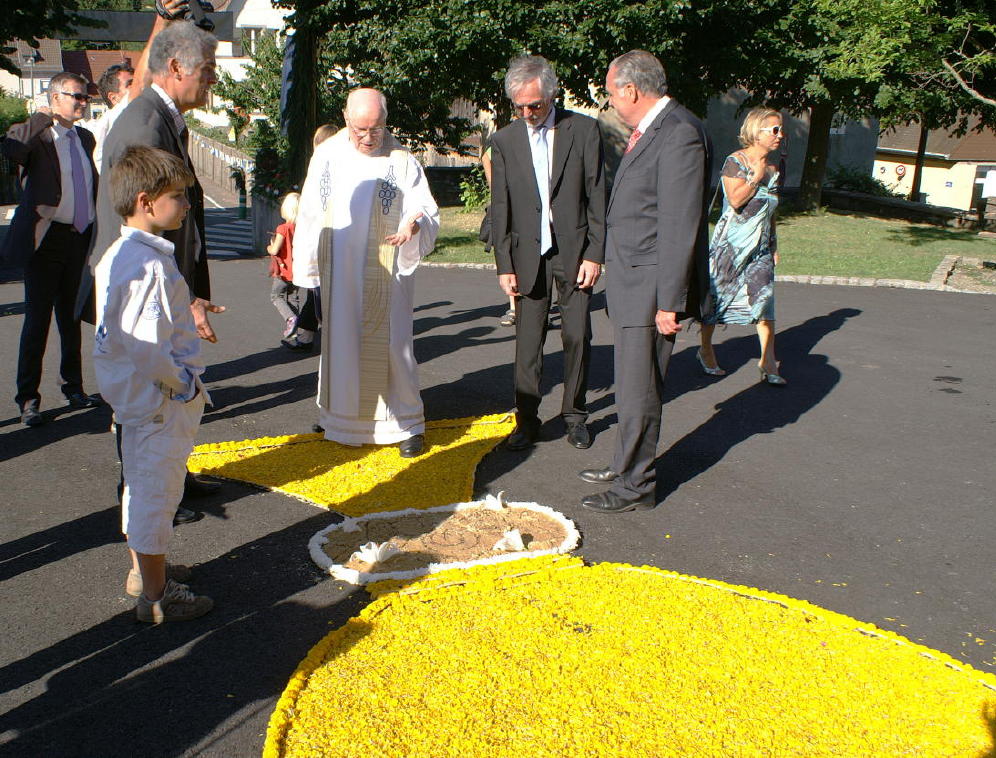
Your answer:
[427,206,996,281]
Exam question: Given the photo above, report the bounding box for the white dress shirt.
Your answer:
[90,91,130,173]
[635,95,672,137]
[527,107,557,183]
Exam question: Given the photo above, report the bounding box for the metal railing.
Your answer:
[187,131,255,198]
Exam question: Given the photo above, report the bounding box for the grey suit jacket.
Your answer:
[77,87,209,322]
[490,107,606,290]
[604,100,712,327]
[0,112,98,268]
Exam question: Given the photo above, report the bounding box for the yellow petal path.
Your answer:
[266,556,996,757]
[187,413,515,517]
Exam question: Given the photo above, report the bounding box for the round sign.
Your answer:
[896,165,907,177]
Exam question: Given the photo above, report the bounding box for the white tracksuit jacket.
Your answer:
[93,226,205,426]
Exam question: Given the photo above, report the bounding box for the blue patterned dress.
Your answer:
[703,154,778,325]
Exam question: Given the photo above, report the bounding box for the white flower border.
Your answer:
[308,493,581,585]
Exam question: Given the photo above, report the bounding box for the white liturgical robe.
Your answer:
[293,128,440,444]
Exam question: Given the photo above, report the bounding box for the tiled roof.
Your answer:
[879,117,996,162]
[3,39,64,73]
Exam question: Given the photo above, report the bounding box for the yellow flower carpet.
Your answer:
[187,414,515,517]
[267,556,996,757]
[184,413,995,756]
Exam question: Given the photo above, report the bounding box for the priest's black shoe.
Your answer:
[173,506,203,526]
[565,422,591,449]
[66,392,103,409]
[398,434,424,458]
[505,424,538,451]
[581,490,656,514]
[184,472,221,498]
[20,401,44,427]
[578,467,618,484]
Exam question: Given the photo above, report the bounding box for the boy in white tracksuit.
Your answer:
[93,145,212,623]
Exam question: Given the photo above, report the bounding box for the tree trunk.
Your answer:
[908,122,928,203]
[797,101,835,211]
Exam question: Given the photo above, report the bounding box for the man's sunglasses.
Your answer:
[513,100,547,113]
[58,91,92,103]
[759,125,784,136]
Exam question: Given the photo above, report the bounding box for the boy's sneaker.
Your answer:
[282,316,298,338]
[125,564,193,597]
[136,578,213,623]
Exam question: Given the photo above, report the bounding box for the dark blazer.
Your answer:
[77,86,209,321]
[0,113,98,268]
[490,107,605,289]
[604,100,712,327]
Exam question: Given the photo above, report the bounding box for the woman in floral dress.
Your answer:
[698,107,787,385]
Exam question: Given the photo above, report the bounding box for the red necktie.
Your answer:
[624,129,643,154]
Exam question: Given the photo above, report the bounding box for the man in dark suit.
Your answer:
[81,19,223,341]
[2,71,103,426]
[490,55,606,451]
[80,18,224,520]
[579,50,711,514]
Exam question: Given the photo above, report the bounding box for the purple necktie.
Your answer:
[66,129,89,233]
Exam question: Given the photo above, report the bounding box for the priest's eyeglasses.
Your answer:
[349,124,385,138]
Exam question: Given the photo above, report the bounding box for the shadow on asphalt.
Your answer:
[0,488,370,757]
[0,404,112,464]
[655,308,861,499]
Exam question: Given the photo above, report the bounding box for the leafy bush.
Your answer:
[825,164,901,198]
[0,93,29,135]
[459,164,489,212]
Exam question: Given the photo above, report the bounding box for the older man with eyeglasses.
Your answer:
[1,71,103,426]
[293,88,440,457]
[489,55,606,452]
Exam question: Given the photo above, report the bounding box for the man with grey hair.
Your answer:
[490,54,605,452]
[579,49,711,514]
[293,88,440,457]
[84,19,222,341]
[77,13,224,535]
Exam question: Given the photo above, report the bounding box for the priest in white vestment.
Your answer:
[293,89,440,457]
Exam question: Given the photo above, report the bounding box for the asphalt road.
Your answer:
[1,236,994,755]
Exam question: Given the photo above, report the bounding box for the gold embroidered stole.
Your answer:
[358,149,408,420]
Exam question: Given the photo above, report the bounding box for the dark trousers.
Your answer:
[297,286,321,331]
[15,223,91,408]
[609,324,676,500]
[513,249,591,428]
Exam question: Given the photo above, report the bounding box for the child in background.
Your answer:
[267,192,302,339]
[93,145,212,623]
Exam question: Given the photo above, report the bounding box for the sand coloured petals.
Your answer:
[265,556,996,758]
[186,414,515,516]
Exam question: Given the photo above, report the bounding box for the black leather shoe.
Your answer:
[398,434,425,458]
[505,425,538,451]
[173,506,203,525]
[66,392,103,409]
[581,490,656,514]
[20,401,44,427]
[311,424,324,434]
[566,422,591,449]
[184,472,221,498]
[578,467,618,484]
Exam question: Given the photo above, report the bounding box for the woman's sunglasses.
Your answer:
[759,125,784,136]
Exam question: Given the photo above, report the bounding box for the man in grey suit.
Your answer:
[80,20,223,342]
[579,50,711,514]
[490,55,606,451]
[2,72,103,425]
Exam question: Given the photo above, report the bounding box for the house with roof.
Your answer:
[874,119,996,211]
[61,49,135,118]
[0,39,64,108]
